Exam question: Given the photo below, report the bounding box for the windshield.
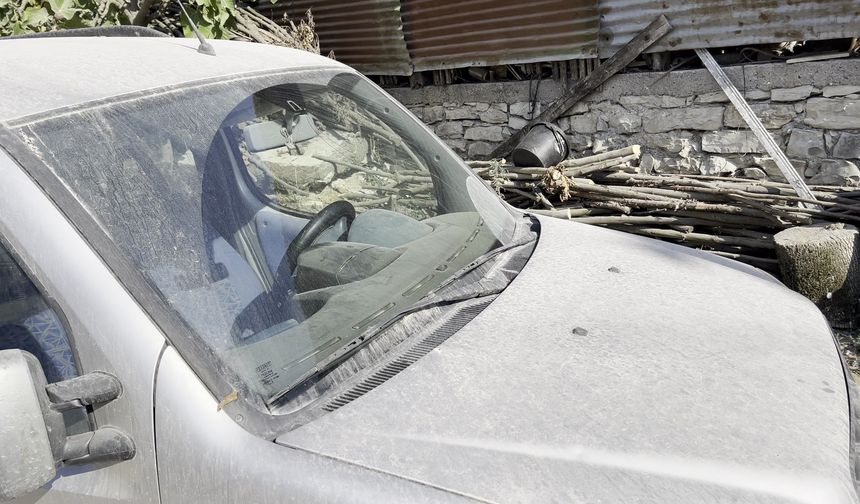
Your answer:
[9,68,528,405]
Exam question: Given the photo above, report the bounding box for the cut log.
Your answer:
[774,223,860,328]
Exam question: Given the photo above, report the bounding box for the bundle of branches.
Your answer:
[470,146,860,272]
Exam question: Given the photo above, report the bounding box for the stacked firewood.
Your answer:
[470,146,860,273]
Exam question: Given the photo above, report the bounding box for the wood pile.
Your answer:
[470,146,860,274]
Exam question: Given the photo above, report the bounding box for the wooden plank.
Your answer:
[695,48,819,207]
[786,52,850,64]
[489,15,672,159]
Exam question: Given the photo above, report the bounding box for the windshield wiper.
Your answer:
[272,218,539,404]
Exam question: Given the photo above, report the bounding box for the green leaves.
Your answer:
[0,0,98,36]
[180,0,240,39]
[22,6,50,26]
[0,0,241,39]
[47,0,79,21]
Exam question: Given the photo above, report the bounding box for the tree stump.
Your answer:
[774,223,860,328]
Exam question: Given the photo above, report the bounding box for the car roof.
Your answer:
[0,36,347,123]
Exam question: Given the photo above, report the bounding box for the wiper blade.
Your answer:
[272,219,538,403]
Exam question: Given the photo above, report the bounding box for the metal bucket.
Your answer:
[511,122,569,167]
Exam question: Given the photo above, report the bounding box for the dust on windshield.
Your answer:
[10,68,525,405]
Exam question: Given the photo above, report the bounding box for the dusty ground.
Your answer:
[834,329,860,382]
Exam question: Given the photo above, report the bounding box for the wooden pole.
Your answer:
[489,15,672,158]
[695,48,820,208]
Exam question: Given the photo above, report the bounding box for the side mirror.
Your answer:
[0,349,133,502]
[0,349,63,500]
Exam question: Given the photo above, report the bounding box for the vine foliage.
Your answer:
[0,0,318,53]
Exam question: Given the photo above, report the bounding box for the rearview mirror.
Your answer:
[0,349,64,501]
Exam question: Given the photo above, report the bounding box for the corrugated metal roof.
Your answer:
[402,0,600,72]
[598,0,860,57]
[257,0,860,75]
[257,0,412,75]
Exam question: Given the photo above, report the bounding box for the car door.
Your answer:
[0,148,165,503]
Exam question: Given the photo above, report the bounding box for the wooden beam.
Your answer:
[695,48,819,207]
[489,15,672,159]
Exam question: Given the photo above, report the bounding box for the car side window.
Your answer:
[0,241,78,383]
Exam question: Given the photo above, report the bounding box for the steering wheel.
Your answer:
[285,200,356,271]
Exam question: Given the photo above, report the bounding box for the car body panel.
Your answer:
[153,345,473,504]
[277,215,855,503]
[0,37,346,123]
[0,149,164,503]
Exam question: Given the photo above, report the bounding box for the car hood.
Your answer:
[277,215,855,503]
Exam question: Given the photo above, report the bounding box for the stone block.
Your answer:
[445,107,478,121]
[694,91,729,104]
[640,153,660,173]
[467,142,495,158]
[770,85,817,102]
[568,113,600,134]
[804,98,860,129]
[741,167,768,180]
[701,131,764,154]
[723,103,796,129]
[474,102,490,112]
[822,86,860,98]
[446,139,467,152]
[479,108,508,124]
[435,121,464,139]
[701,156,741,175]
[825,131,840,152]
[508,116,528,131]
[423,106,446,124]
[745,89,771,101]
[661,96,688,108]
[592,133,625,154]
[833,132,860,159]
[509,101,540,118]
[619,95,661,108]
[464,126,504,142]
[619,95,687,108]
[653,157,700,175]
[566,133,592,152]
[786,129,825,158]
[567,102,589,115]
[642,107,723,133]
[634,131,696,154]
[751,156,806,182]
[808,159,860,186]
[593,103,641,133]
[556,117,570,132]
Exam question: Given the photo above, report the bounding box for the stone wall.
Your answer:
[387,58,860,185]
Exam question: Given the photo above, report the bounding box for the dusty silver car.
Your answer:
[0,30,857,503]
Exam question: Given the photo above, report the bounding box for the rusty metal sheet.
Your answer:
[402,0,600,72]
[598,0,860,57]
[256,0,412,75]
